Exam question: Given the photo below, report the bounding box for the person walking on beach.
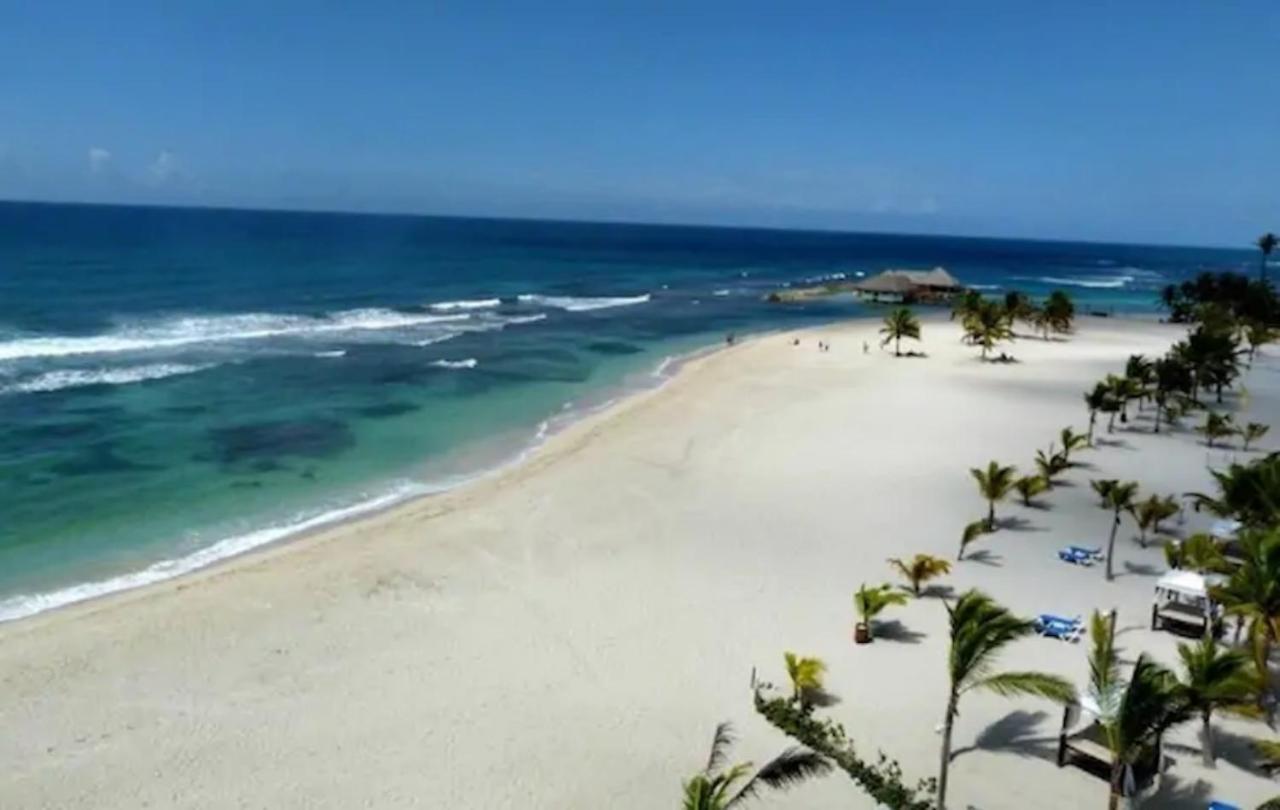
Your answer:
[862,341,869,355]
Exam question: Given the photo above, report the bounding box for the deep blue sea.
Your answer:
[0,201,1256,620]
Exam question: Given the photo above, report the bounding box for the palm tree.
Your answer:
[936,591,1074,809]
[971,461,1017,530]
[1129,493,1178,548]
[1164,533,1229,574]
[879,307,921,357]
[1013,474,1048,506]
[1189,453,1280,529]
[783,652,828,706]
[1034,447,1069,488]
[1059,427,1088,464]
[1259,232,1278,283]
[1086,611,1193,810]
[1095,480,1139,580]
[1176,637,1255,766]
[1084,383,1109,445]
[963,298,1014,360]
[1199,411,1237,448]
[1243,422,1270,452]
[1245,320,1277,365]
[1090,478,1116,507]
[1124,354,1154,406]
[682,722,832,809]
[958,519,987,561]
[887,554,952,596]
[1044,290,1075,334]
[1210,530,1280,719]
[854,583,909,641]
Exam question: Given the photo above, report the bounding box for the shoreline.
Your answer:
[0,322,792,629]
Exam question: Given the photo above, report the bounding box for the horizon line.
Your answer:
[0,195,1256,254]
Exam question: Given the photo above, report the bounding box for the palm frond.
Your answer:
[971,671,1076,702]
[705,722,736,775]
[729,748,831,806]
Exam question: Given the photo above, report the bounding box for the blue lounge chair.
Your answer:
[1058,548,1093,566]
[1207,802,1241,810]
[1034,614,1083,642]
[1068,545,1105,561]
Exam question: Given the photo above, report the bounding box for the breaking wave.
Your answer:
[431,358,478,369]
[0,363,214,394]
[517,293,650,312]
[0,309,472,362]
[428,298,501,311]
[1022,275,1135,290]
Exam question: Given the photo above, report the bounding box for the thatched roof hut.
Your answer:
[852,267,963,301]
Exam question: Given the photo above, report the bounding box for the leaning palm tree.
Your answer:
[854,583,909,641]
[1087,611,1193,810]
[1013,474,1048,507]
[783,652,828,706]
[958,518,987,561]
[1199,411,1238,449]
[936,591,1074,809]
[682,722,832,809]
[1095,480,1139,580]
[1259,232,1278,283]
[1243,422,1271,452]
[971,461,1017,530]
[1177,637,1255,767]
[1084,382,1110,445]
[879,307,922,357]
[1090,478,1116,508]
[888,554,952,596]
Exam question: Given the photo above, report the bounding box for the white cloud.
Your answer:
[88,147,112,175]
[148,150,179,184]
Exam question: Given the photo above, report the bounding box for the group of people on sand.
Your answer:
[791,337,835,353]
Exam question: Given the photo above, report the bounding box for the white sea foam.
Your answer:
[431,358,478,369]
[516,293,650,312]
[0,363,214,394]
[412,334,463,347]
[969,284,1003,291]
[314,350,347,358]
[494,313,547,326]
[0,309,472,362]
[428,298,501,311]
[1033,275,1135,289]
[713,289,731,296]
[0,482,433,623]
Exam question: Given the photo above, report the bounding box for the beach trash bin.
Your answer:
[854,622,871,644]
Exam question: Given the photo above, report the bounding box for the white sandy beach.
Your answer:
[2,314,1277,809]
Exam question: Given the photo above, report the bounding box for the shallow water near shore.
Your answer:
[0,202,1256,619]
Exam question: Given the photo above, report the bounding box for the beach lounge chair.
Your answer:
[1058,548,1093,566]
[1068,545,1105,561]
[1034,614,1084,642]
[1207,802,1241,810]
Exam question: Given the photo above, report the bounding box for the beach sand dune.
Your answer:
[1,316,1276,808]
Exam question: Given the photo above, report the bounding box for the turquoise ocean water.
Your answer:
[0,202,1257,619]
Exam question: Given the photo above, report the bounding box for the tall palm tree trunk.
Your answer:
[1202,708,1215,767]
[1105,512,1120,580]
[1088,412,1097,445]
[1108,761,1125,810]
[937,692,958,810]
[987,500,995,531]
[895,335,901,356]
[1153,401,1162,434]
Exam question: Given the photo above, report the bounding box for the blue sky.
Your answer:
[0,2,1277,246]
